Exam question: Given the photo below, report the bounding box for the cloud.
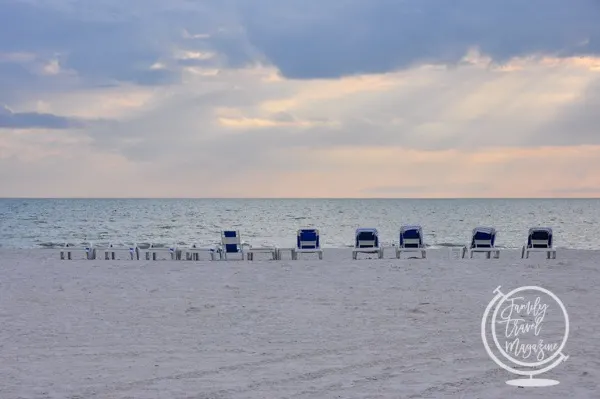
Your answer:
[0,104,83,129]
[235,0,600,79]
[2,0,599,91]
[28,54,595,194]
[536,79,600,146]
[1,0,600,197]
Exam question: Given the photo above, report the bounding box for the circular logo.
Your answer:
[481,286,569,387]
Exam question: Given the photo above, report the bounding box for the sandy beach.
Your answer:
[1,248,597,398]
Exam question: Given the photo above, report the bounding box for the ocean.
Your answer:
[0,198,598,249]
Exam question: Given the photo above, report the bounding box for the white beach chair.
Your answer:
[218,230,247,260]
[352,228,383,259]
[142,243,179,260]
[466,227,500,259]
[396,225,427,259]
[59,242,95,260]
[95,242,139,260]
[246,240,278,261]
[292,229,323,260]
[184,243,220,261]
[521,227,557,259]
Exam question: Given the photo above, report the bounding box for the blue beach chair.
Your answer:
[292,229,323,260]
[522,227,556,259]
[466,227,499,259]
[396,225,427,259]
[352,228,383,259]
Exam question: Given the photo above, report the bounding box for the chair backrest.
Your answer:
[297,229,320,249]
[528,227,553,248]
[221,230,241,253]
[471,227,496,248]
[355,228,379,248]
[400,225,423,248]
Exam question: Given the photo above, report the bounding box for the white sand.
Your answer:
[0,248,598,398]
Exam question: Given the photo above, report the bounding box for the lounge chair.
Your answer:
[352,228,383,259]
[95,242,139,260]
[292,229,323,260]
[246,240,278,261]
[396,225,427,259]
[521,227,556,259]
[218,230,246,260]
[142,243,179,260]
[466,227,499,259]
[59,242,95,260]
[183,243,220,261]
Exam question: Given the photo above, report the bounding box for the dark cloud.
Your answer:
[0,0,229,88]
[3,0,599,88]
[235,0,600,79]
[0,105,83,129]
[0,62,37,103]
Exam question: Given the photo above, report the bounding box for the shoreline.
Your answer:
[2,247,600,259]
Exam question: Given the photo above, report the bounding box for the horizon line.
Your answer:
[1,197,599,200]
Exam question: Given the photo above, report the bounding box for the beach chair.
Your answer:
[184,243,220,261]
[246,241,278,261]
[59,242,95,260]
[396,225,427,259]
[292,229,323,260]
[95,242,139,260]
[521,227,556,259]
[218,230,247,260]
[142,243,180,260]
[466,227,500,259]
[352,228,383,259]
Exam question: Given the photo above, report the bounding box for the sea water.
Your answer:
[0,198,598,249]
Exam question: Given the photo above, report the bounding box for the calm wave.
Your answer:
[0,198,598,249]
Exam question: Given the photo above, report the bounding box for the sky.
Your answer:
[1,0,599,198]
